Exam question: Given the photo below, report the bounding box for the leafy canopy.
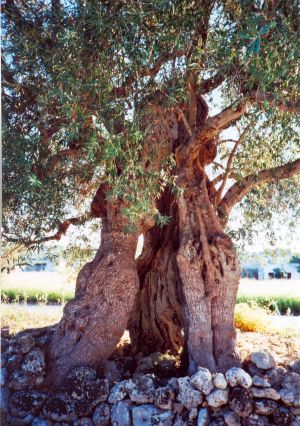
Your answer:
[2,0,299,243]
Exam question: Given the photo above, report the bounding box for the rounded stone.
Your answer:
[154,386,174,410]
[9,390,46,418]
[191,368,214,395]
[226,368,252,389]
[92,403,110,426]
[206,389,229,408]
[214,373,227,390]
[254,399,277,415]
[229,386,253,418]
[249,351,276,370]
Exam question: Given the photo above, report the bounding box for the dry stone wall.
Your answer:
[1,328,300,426]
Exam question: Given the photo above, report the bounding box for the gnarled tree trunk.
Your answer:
[177,168,241,373]
[128,192,184,356]
[47,202,139,386]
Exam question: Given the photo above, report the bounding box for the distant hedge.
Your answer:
[237,296,300,315]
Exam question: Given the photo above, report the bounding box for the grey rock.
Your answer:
[111,401,131,426]
[7,354,23,374]
[226,368,252,389]
[291,408,300,415]
[43,393,75,422]
[210,418,226,426]
[249,351,276,370]
[254,399,277,415]
[291,360,300,375]
[108,381,128,404]
[272,405,293,425]
[292,416,300,426]
[241,413,268,425]
[206,389,229,408]
[126,375,156,404]
[282,372,300,391]
[92,403,110,426]
[21,347,45,376]
[0,386,10,413]
[15,334,36,354]
[64,366,98,400]
[252,375,271,388]
[10,390,46,417]
[23,413,35,424]
[197,407,210,426]
[191,368,214,395]
[167,377,179,392]
[104,361,123,386]
[67,366,97,384]
[188,407,198,420]
[223,410,241,426]
[32,418,53,426]
[132,404,174,426]
[154,386,174,410]
[251,387,280,400]
[214,373,228,390]
[229,386,253,418]
[0,368,8,386]
[173,402,184,414]
[135,352,163,374]
[177,377,202,410]
[265,366,286,390]
[280,371,300,407]
[79,418,94,426]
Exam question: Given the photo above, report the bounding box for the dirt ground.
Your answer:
[236,330,300,365]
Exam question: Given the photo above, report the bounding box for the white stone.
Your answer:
[225,368,252,388]
[177,377,202,410]
[251,387,280,400]
[206,389,229,408]
[191,368,214,395]
[111,401,131,426]
[132,404,174,426]
[252,375,271,387]
[213,373,227,390]
[126,375,156,404]
[108,381,128,404]
[249,351,276,370]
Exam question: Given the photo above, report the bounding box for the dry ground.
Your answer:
[1,304,299,366]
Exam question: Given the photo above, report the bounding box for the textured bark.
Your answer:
[47,203,139,386]
[128,193,184,355]
[177,170,241,374]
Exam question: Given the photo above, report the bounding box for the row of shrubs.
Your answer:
[1,289,300,315]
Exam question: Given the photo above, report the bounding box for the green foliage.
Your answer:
[2,0,299,243]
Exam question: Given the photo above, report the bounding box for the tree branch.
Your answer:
[2,213,93,247]
[249,90,300,114]
[218,159,300,222]
[114,50,185,97]
[214,124,251,205]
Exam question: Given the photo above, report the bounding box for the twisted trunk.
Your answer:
[177,169,241,373]
[128,192,184,355]
[47,203,139,386]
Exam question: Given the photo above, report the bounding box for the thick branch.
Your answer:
[249,90,300,114]
[3,213,93,247]
[219,159,300,221]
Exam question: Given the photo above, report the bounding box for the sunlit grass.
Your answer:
[0,303,63,334]
[0,271,75,304]
[237,279,300,314]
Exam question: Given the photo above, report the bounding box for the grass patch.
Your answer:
[0,304,63,334]
[234,303,273,333]
[237,279,300,315]
[0,271,75,304]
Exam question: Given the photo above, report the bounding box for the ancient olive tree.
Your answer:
[2,0,300,384]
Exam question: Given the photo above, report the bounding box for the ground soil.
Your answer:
[236,330,300,365]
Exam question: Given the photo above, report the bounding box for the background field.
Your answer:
[1,273,299,337]
[1,273,300,314]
